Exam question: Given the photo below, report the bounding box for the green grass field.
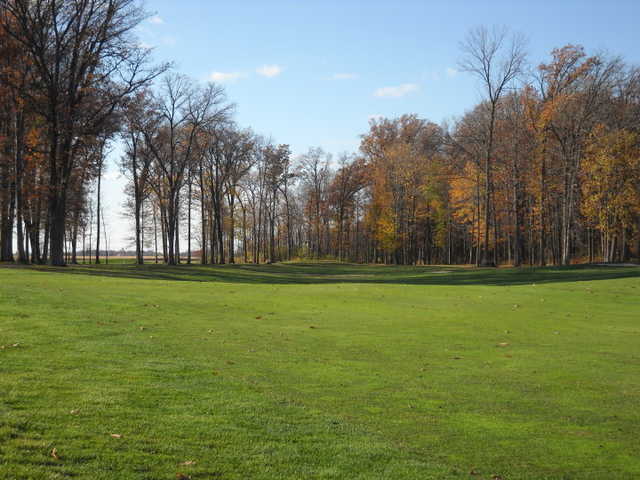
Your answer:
[1,262,639,479]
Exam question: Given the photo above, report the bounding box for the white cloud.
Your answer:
[331,73,358,80]
[374,83,419,98]
[256,64,283,78]
[149,15,164,25]
[446,67,458,78]
[209,71,246,83]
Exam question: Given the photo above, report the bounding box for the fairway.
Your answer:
[1,263,639,479]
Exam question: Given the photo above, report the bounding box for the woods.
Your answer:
[0,5,638,266]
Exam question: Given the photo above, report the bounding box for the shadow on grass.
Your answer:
[9,261,639,287]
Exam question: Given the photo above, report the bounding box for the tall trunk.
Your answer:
[131,137,143,265]
[228,191,235,264]
[15,110,27,263]
[187,177,192,264]
[214,190,224,264]
[199,162,207,264]
[0,151,14,262]
[153,205,159,264]
[242,202,248,263]
[48,195,65,266]
[480,103,496,267]
[166,200,176,265]
[95,158,103,264]
[538,143,546,266]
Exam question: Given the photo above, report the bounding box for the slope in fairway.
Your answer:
[0,263,639,479]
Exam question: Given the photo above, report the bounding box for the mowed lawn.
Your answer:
[0,263,639,480]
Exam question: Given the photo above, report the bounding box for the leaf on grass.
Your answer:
[469,469,480,475]
[51,447,60,460]
[110,433,122,439]
[176,473,191,480]
[452,356,462,360]
[70,409,79,415]
[180,460,196,466]
[226,360,235,365]
[497,342,509,347]
[255,316,262,320]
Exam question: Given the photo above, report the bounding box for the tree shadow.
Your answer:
[13,261,640,287]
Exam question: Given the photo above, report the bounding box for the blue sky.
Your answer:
[101,0,640,249]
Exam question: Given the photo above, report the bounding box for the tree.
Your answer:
[581,125,640,262]
[1,0,167,265]
[459,26,527,266]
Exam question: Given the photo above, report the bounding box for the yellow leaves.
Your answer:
[581,126,640,233]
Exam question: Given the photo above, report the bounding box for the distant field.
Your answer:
[0,263,639,479]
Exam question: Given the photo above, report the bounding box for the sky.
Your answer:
[100,0,640,250]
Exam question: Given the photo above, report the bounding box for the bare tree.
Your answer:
[142,75,230,264]
[459,25,527,266]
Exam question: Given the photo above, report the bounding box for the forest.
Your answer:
[1,1,639,267]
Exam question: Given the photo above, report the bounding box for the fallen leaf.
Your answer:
[180,460,196,466]
[226,360,235,365]
[497,342,509,347]
[110,433,122,439]
[309,325,317,329]
[176,473,191,480]
[51,447,60,460]
[255,316,262,320]
[70,409,79,415]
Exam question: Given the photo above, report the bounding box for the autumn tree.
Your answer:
[0,0,167,265]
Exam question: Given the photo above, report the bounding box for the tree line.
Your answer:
[0,4,638,267]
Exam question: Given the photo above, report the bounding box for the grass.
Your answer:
[0,262,639,479]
